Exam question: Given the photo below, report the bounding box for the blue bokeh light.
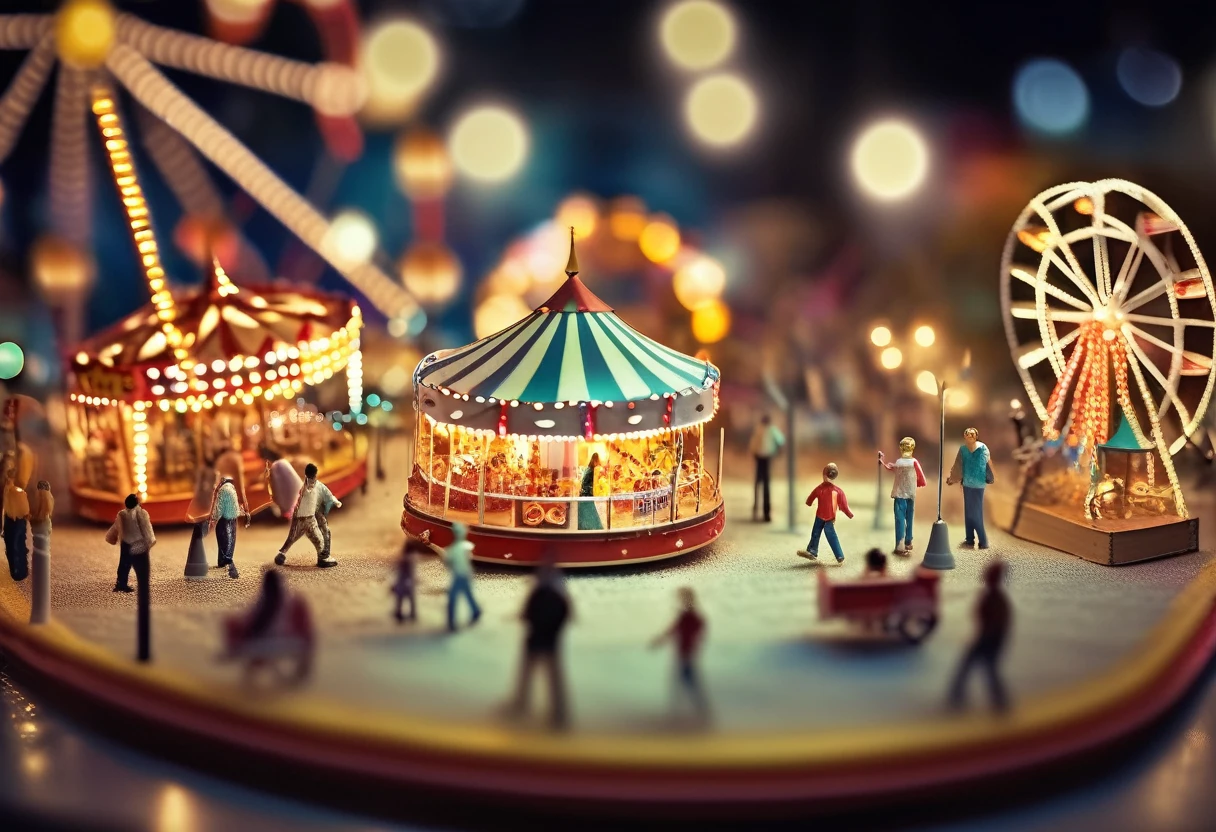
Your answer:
[1117,47,1182,107]
[1013,59,1090,135]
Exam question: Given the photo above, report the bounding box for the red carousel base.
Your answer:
[73,459,368,525]
[401,502,726,567]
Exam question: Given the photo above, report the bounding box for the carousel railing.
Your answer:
[409,470,721,535]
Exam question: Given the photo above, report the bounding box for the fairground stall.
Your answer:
[66,261,367,523]
[403,244,724,566]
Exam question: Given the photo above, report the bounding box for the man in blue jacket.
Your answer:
[946,427,993,549]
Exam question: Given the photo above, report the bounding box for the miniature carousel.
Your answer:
[1001,180,1212,564]
[402,236,724,566]
[66,259,367,524]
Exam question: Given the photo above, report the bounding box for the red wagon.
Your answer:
[816,569,941,644]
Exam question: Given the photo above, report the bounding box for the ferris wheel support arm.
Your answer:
[0,15,51,51]
[0,33,55,164]
[1123,327,1193,427]
[134,104,225,219]
[1124,341,1188,518]
[1030,199,1097,304]
[49,65,92,250]
[105,43,417,320]
[114,14,366,117]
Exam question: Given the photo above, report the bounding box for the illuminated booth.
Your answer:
[66,261,367,523]
[403,243,725,566]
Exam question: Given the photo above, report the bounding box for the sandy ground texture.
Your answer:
[5,442,1213,736]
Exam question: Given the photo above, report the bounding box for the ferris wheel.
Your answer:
[999,179,1216,504]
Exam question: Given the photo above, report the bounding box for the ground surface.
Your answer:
[8,441,1213,737]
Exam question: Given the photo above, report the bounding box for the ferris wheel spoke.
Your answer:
[0,15,52,51]
[1016,327,1081,369]
[49,65,92,251]
[1124,313,1215,329]
[1042,248,1102,307]
[1123,332,1193,426]
[1009,265,1091,311]
[1109,242,1144,307]
[1010,303,1093,323]
[1123,324,1211,377]
[1030,200,1098,303]
[0,34,55,165]
[1121,281,1168,313]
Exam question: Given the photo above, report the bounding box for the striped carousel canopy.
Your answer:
[417,271,718,405]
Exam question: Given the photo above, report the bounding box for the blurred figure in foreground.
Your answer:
[28,480,53,623]
[224,569,314,683]
[392,539,423,623]
[862,548,888,579]
[749,413,785,522]
[506,553,571,729]
[651,586,708,724]
[949,560,1011,713]
[444,522,481,630]
[2,463,29,581]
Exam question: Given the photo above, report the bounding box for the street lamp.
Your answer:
[31,235,95,348]
[922,349,971,571]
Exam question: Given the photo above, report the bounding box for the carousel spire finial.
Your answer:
[565,226,579,278]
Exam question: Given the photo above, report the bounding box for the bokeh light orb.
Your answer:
[1013,58,1089,135]
[206,0,270,25]
[556,194,599,240]
[691,299,731,343]
[31,235,95,300]
[0,342,24,381]
[659,0,736,71]
[608,197,648,242]
[448,105,529,183]
[359,19,441,125]
[913,324,935,347]
[850,119,929,202]
[398,241,463,307]
[879,346,903,370]
[1116,47,1182,108]
[916,370,938,395]
[639,216,682,264]
[393,128,453,199]
[474,294,532,338]
[487,258,531,296]
[55,0,116,69]
[869,325,892,347]
[684,73,759,148]
[324,210,378,268]
[673,254,727,310]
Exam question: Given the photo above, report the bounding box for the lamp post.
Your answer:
[921,374,954,570]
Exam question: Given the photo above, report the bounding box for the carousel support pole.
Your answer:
[717,427,725,496]
[606,442,613,531]
[477,435,487,526]
[669,432,683,523]
[695,424,704,513]
[442,427,453,519]
[426,414,433,512]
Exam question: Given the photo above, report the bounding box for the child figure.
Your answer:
[879,437,927,556]
[863,548,888,579]
[797,463,853,564]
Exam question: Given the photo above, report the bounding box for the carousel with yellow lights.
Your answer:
[402,237,725,566]
[1001,179,1214,564]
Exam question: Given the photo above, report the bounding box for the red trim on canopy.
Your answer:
[537,276,613,313]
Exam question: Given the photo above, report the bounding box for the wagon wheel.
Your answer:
[895,605,938,644]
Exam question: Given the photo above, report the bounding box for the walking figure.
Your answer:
[879,436,926,555]
[274,464,340,568]
[749,414,785,522]
[506,555,571,729]
[949,560,1011,713]
[392,539,423,623]
[209,475,247,579]
[444,522,481,630]
[2,464,29,581]
[106,494,156,662]
[946,427,994,549]
[650,586,709,724]
[797,463,853,564]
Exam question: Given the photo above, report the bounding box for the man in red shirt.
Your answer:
[797,463,853,563]
[651,586,708,723]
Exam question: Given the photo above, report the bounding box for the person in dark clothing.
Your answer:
[106,494,156,661]
[651,586,708,723]
[949,560,1012,712]
[248,569,285,639]
[505,553,572,729]
[391,539,423,623]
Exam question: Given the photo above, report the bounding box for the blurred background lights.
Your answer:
[660,0,737,71]
[359,19,441,126]
[1013,58,1090,135]
[639,216,681,263]
[913,324,935,347]
[1116,47,1182,107]
[555,193,599,239]
[916,370,938,395]
[879,346,903,370]
[673,254,727,310]
[323,210,377,268]
[869,325,892,347]
[608,197,648,241]
[850,119,929,202]
[691,298,731,343]
[205,0,269,25]
[448,105,530,183]
[0,342,24,380]
[474,293,532,338]
[684,73,758,148]
[398,241,463,306]
[393,128,453,200]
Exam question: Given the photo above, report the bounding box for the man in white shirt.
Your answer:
[878,436,927,555]
[274,463,340,568]
[444,522,481,631]
[748,414,785,522]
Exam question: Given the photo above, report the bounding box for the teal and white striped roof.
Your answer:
[416,276,719,405]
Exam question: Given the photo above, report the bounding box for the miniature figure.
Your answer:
[106,494,156,662]
[879,437,927,555]
[2,465,29,581]
[863,547,888,579]
[650,586,709,723]
[946,427,994,549]
[505,553,571,729]
[749,413,785,522]
[28,481,52,623]
[208,475,246,579]
[577,453,602,530]
[948,560,1011,712]
[392,539,424,623]
[274,464,340,568]
[443,522,481,630]
[797,463,853,564]
[223,569,314,683]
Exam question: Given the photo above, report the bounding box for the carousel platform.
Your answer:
[402,500,725,567]
[1012,501,1200,566]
